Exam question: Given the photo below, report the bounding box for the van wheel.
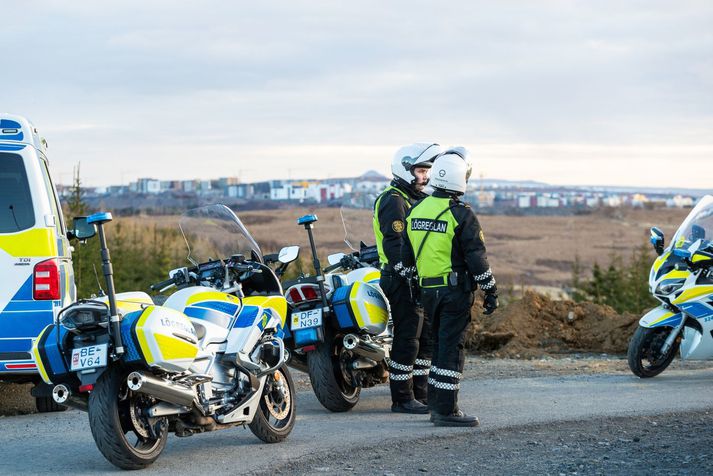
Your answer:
[35,396,67,413]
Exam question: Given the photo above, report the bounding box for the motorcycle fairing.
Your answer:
[639,306,683,329]
[672,286,713,306]
[680,307,713,360]
[225,295,287,356]
[215,376,268,425]
[678,302,713,319]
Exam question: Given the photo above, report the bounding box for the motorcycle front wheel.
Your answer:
[88,366,168,470]
[249,365,296,443]
[627,326,680,378]
[307,334,361,412]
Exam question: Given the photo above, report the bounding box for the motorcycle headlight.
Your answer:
[60,301,110,331]
[655,280,685,296]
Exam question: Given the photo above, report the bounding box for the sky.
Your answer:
[1,1,711,189]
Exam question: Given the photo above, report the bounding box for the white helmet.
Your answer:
[391,143,442,193]
[430,147,473,195]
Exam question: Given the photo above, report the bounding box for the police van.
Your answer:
[0,114,74,411]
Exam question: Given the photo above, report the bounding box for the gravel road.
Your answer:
[1,361,713,475]
[268,411,713,475]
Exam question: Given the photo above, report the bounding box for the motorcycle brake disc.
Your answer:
[265,379,291,420]
[129,397,151,439]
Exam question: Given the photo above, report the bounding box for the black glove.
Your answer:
[483,293,499,315]
[393,261,416,280]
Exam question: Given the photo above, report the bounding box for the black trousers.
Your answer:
[381,273,433,403]
[421,286,474,415]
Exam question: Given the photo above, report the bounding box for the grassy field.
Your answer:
[113,206,689,290]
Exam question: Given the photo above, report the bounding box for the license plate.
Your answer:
[292,308,323,330]
[70,344,108,371]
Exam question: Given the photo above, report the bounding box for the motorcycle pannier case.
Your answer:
[332,282,389,335]
[120,305,199,372]
[33,324,78,386]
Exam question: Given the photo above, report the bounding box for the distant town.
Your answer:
[58,171,711,215]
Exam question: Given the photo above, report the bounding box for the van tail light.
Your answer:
[33,258,61,300]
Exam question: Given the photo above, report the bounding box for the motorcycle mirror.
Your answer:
[278,246,300,264]
[71,216,97,241]
[169,267,189,283]
[327,253,346,265]
[650,227,665,256]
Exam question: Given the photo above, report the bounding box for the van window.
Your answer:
[0,153,35,233]
[39,158,65,234]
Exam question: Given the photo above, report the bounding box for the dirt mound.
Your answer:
[466,292,640,358]
[0,383,35,415]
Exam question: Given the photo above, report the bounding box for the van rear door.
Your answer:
[0,149,63,376]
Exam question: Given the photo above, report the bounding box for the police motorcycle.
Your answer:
[628,195,713,377]
[282,208,392,412]
[33,205,298,469]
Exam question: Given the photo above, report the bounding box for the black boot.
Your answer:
[431,410,479,427]
[391,399,429,414]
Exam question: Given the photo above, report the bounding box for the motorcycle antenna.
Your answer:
[93,263,106,296]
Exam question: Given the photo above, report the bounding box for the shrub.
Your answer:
[571,243,657,315]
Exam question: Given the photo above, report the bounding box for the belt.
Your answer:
[419,275,448,287]
[420,271,468,288]
[380,264,395,276]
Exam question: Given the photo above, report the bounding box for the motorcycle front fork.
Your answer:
[660,318,686,354]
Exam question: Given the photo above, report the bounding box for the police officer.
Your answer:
[402,147,499,426]
[373,143,442,414]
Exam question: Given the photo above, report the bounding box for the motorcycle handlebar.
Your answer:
[692,258,713,271]
[323,262,343,273]
[324,254,361,273]
[150,277,176,291]
[676,258,713,272]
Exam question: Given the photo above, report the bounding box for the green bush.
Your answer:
[65,165,185,298]
[571,243,657,315]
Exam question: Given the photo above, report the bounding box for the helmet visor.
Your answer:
[401,143,439,171]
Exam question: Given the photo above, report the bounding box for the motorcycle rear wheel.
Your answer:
[307,334,361,412]
[249,365,296,443]
[628,326,679,378]
[88,366,168,470]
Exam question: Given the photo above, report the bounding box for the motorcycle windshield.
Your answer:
[179,204,262,265]
[671,195,713,252]
[340,207,376,252]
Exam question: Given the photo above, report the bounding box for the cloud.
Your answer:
[0,1,711,188]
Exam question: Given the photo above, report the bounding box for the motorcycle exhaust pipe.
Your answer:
[343,334,386,362]
[351,357,377,370]
[127,371,196,407]
[52,384,88,411]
